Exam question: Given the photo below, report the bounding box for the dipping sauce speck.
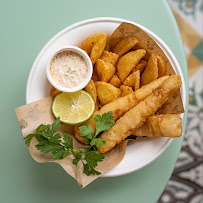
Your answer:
[50,51,88,88]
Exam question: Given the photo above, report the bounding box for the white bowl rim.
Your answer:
[46,46,93,93]
[25,17,186,178]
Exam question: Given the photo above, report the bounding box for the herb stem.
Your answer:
[95,131,99,137]
[73,146,89,154]
[24,112,114,176]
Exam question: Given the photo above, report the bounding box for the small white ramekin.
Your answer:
[46,46,93,92]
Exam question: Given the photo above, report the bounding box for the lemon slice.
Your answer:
[52,91,95,125]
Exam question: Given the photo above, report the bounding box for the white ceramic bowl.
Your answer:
[46,46,93,92]
[26,17,186,177]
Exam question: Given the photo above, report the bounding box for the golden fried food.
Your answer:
[95,59,116,82]
[95,82,122,105]
[100,51,119,66]
[81,33,107,65]
[84,79,98,105]
[98,75,182,153]
[109,75,122,88]
[123,72,136,88]
[141,54,158,86]
[132,114,182,138]
[50,86,61,97]
[91,70,99,82]
[120,85,133,96]
[117,49,146,82]
[134,70,140,91]
[91,37,107,65]
[131,60,147,74]
[157,55,166,77]
[74,76,169,143]
[81,33,106,55]
[123,70,140,90]
[95,100,99,111]
[113,36,139,57]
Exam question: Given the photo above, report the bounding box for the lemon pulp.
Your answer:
[52,91,95,125]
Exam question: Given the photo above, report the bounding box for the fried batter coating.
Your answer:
[50,86,61,97]
[74,76,169,143]
[132,114,182,138]
[98,75,182,153]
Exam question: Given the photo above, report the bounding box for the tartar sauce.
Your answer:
[50,51,88,88]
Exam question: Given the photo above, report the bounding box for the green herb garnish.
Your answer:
[24,111,115,176]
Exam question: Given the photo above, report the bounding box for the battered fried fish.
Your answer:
[98,75,182,154]
[132,114,182,138]
[74,76,169,143]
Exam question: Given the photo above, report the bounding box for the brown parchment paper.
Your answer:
[15,96,129,188]
[15,22,184,188]
[108,22,184,114]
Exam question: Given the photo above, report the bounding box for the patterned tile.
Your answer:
[187,53,202,77]
[192,40,203,62]
[159,67,203,202]
[159,1,203,202]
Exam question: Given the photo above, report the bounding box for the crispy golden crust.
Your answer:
[120,85,133,97]
[50,86,61,97]
[74,76,169,143]
[134,70,140,91]
[91,34,107,65]
[132,114,182,137]
[95,82,122,105]
[131,60,147,74]
[81,32,107,65]
[98,75,182,153]
[117,49,146,82]
[141,54,158,86]
[123,72,138,88]
[157,55,166,77]
[109,75,122,88]
[84,79,97,102]
[95,59,116,82]
[81,33,107,55]
[113,36,139,57]
[100,51,119,66]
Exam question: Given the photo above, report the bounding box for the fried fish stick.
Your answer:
[74,76,169,143]
[98,75,182,153]
[132,114,182,138]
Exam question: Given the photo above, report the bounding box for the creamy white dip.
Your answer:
[50,51,88,88]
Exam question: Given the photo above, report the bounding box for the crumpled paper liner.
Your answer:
[15,96,129,187]
[15,22,184,188]
[108,22,184,114]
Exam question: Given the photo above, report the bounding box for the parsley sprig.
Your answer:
[24,111,115,176]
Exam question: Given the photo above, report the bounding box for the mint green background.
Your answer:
[0,0,188,202]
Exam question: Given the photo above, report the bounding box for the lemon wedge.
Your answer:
[52,91,95,125]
